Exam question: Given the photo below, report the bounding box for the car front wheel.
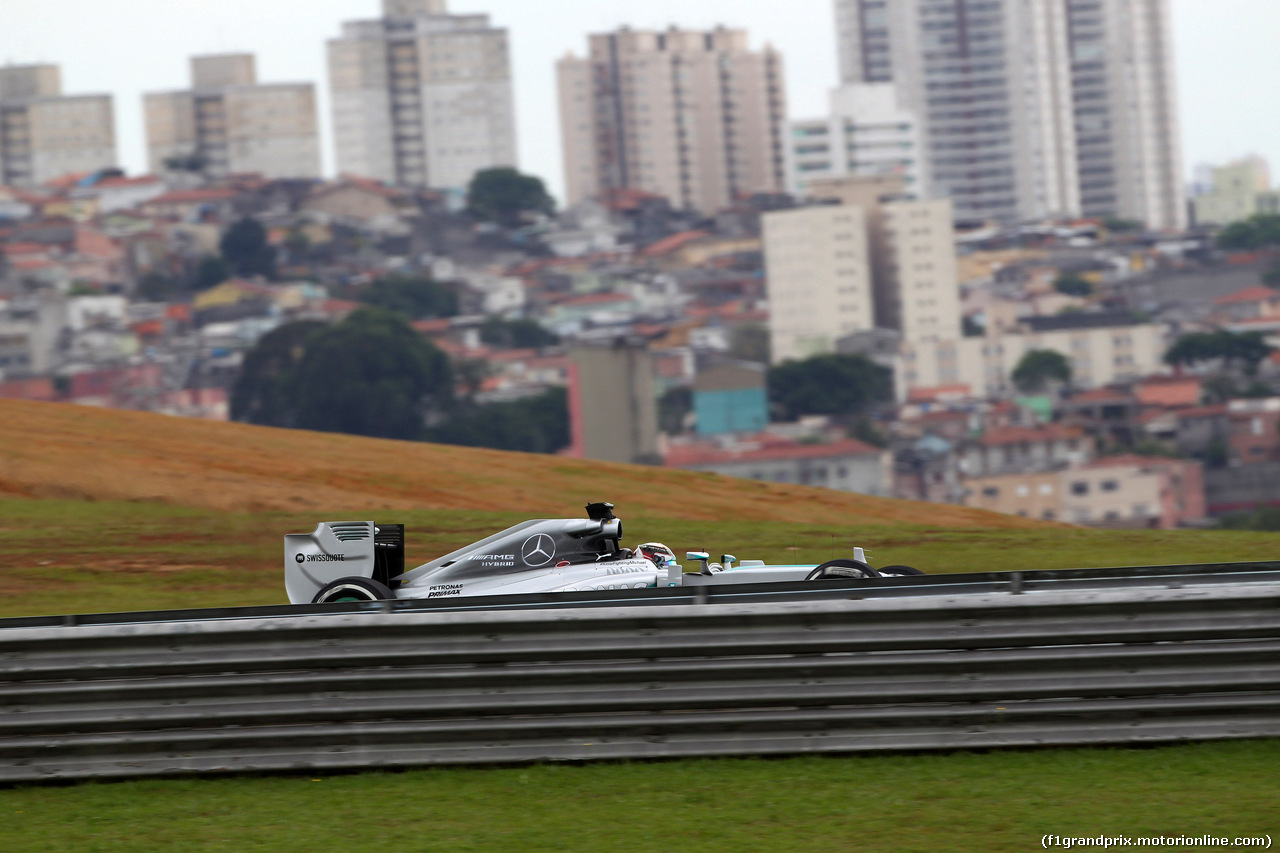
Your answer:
[805,559,881,581]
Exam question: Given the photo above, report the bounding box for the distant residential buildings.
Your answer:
[0,64,117,187]
[964,455,1204,528]
[832,0,1186,229]
[897,314,1166,401]
[327,0,517,190]
[557,25,786,214]
[144,54,321,180]
[1192,157,1280,225]
[764,174,960,362]
[666,432,892,496]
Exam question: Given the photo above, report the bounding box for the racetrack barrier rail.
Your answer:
[1,565,1279,782]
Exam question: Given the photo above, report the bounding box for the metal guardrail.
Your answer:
[2,568,1279,783]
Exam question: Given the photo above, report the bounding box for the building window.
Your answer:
[1101,480,1119,492]
[982,486,999,498]
[1071,482,1089,496]
[1038,483,1054,496]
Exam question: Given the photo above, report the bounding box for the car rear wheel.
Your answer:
[805,559,881,581]
[312,577,395,604]
[878,565,924,577]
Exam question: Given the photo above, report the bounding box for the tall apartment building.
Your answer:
[786,82,923,198]
[557,26,786,214]
[764,174,960,363]
[144,54,320,180]
[0,64,116,187]
[832,0,1185,230]
[328,0,517,190]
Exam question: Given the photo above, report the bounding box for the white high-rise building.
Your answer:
[144,54,321,180]
[557,26,786,214]
[327,0,517,190]
[832,0,1185,229]
[786,83,923,199]
[0,64,116,187]
[764,174,961,363]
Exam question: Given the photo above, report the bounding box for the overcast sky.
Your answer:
[1,0,1276,202]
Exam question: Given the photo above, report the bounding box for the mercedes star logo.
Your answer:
[521,533,556,567]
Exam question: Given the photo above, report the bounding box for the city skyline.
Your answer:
[0,0,1276,204]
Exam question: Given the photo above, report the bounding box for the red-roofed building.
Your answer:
[302,178,409,222]
[961,423,1092,477]
[140,188,240,221]
[1212,285,1280,322]
[1134,376,1202,409]
[964,454,1204,528]
[639,230,708,258]
[665,433,891,495]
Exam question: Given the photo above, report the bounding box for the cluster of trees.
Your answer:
[466,168,555,229]
[1217,213,1280,252]
[1012,350,1072,394]
[767,353,893,421]
[232,307,571,451]
[231,308,454,441]
[1052,272,1093,298]
[1164,330,1273,376]
[357,275,459,319]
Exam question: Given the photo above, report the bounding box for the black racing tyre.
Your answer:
[878,565,925,577]
[312,577,395,604]
[805,559,881,581]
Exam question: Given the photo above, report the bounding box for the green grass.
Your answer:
[0,741,1275,852]
[1,498,1278,618]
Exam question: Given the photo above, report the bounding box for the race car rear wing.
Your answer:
[284,521,404,605]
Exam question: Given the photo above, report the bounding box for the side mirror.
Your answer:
[685,551,710,574]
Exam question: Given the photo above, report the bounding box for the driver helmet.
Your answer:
[636,542,677,567]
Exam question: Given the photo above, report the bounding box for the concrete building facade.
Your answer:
[896,317,1166,401]
[328,0,517,190]
[832,0,1186,229]
[0,64,116,187]
[557,26,786,214]
[765,174,960,363]
[1193,157,1275,226]
[785,83,923,198]
[145,54,320,180]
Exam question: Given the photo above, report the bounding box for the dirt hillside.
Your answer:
[0,399,1045,528]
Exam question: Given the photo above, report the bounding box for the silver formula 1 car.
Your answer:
[285,502,922,604]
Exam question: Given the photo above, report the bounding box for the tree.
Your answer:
[1011,349,1072,393]
[229,320,326,427]
[767,353,893,421]
[479,316,559,349]
[358,275,459,320]
[1103,217,1142,233]
[137,271,176,302]
[467,167,555,229]
[194,255,231,291]
[1164,330,1272,376]
[426,387,570,454]
[219,217,276,280]
[1053,272,1093,297]
[1217,214,1280,251]
[231,309,453,441]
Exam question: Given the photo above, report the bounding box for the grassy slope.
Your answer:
[1,397,1278,617]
